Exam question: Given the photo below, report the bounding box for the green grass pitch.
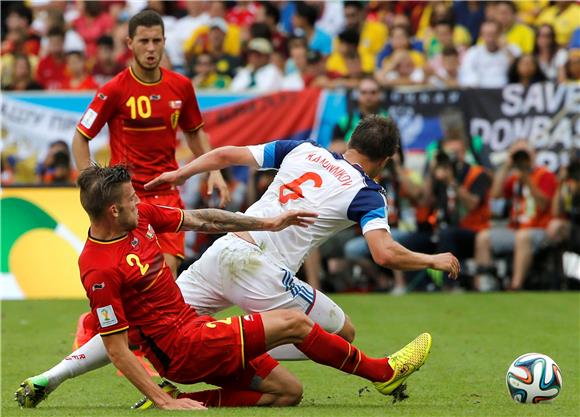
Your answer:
[2,293,579,417]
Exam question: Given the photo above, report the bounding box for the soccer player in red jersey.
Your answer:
[72,9,229,277]
[16,165,432,410]
[70,9,229,352]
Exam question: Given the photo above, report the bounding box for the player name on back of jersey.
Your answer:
[305,152,353,186]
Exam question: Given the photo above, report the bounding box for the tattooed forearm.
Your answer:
[182,209,271,233]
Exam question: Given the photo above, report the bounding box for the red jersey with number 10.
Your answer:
[76,67,203,194]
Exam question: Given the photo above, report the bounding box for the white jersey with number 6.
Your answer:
[246,140,390,273]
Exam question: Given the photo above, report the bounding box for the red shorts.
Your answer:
[161,313,279,388]
[139,192,185,259]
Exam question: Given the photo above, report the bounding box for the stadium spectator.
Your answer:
[508,53,547,87]
[547,161,580,253]
[185,17,241,79]
[36,27,68,90]
[292,1,332,56]
[425,19,466,82]
[425,19,467,63]
[560,49,580,83]
[533,24,569,81]
[376,50,425,88]
[191,53,231,89]
[452,0,485,42]
[535,1,579,47]
[92,35,124,87]
[4,54,42,91]
[284,36,308,75]
[416,2,472,58]
[281,39,308,90]
[474,141,558,291]
[36,140,70,183]
[375,25,425,72]
[302,50,336,89]
[63,51,98,91]
[230,38,283,92]
[253,3,288,72]
[427,46,460,88]
[163,1,209,74]
[1,28,39,89]
[39,151,75,186]
[493,1,535,54]
[2,3,40,57]
[459,20,520,88]
[342,1,388,68]
[330,77,388,153]
[183,4,242,63]
[327,28,374,77]
[72,1,115,58]
[396,136,491,292]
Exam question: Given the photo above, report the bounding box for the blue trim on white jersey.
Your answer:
[263,142,276,168]
[360,206,387,229]
[346,175,388,227]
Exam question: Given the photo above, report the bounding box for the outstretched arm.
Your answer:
[102,332,205,410]
[181,208,318,233]
[183,128,230,207]
[145,146,258,190]
[365,229,460,279]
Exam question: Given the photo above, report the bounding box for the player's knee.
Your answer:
[339,317,356,342]
[274,380,303,406]
[285,310,312,338]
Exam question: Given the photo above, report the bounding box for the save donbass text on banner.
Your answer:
[464,82,580,170]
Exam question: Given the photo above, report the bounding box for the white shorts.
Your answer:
[177,233,346,334]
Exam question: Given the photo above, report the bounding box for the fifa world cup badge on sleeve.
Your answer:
[80,109,98,129]
[97,305,118,327]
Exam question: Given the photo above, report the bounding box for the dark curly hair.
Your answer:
[348,115,400,162]
[78,164,132,219]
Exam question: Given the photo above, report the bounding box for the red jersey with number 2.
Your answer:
[76,67,203,193]
[79,203,194,346]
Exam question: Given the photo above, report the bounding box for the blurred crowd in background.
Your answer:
[1,0,579,92]
[2,1,579,294]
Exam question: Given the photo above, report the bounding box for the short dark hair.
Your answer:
[482,20,501,33]
[348,115,400,162]
[295,1,318,27]
[344,1,364,11]
[97,35,114,48]
[8,4,32,25]
[442,46,458,57]
[434,19,454,31]
[250,22,272,40]
[47,27,65,39]
[262,1,280,24]
[128,9,165,38]
[496,1,517,14]
[78,165,132,219]
[338,28,360,46]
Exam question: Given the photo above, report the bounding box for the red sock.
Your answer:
[295,323,393,382]
[179,389,262,407]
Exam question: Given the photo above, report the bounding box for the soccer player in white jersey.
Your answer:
[155,115,459,356]
[16,116,459,408]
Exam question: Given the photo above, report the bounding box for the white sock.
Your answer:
[268,344,307,361]
[42,334,111,392]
